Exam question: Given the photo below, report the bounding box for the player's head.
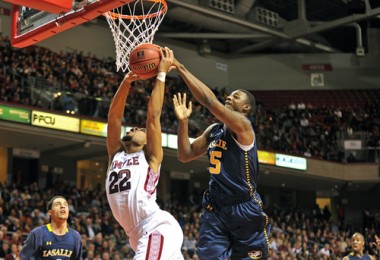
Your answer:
[225,89,255,116]
[122,127,147,147]
[47,195,69,221]
[351,232,365,253]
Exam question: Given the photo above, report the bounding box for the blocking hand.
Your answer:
[173,93,192,121]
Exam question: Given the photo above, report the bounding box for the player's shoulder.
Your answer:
[206,123,222,133]
[68,227,82,238]
[26,225,47,238]
[202,123,221,139]
[109,148,125,161]
[31,225,47,233]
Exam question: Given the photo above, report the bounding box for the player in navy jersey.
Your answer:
[18,195,83,259]
[172,57,270,260]
[343,233,377,260]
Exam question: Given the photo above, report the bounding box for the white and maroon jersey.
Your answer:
[105,150,160,235]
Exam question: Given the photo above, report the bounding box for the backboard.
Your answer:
[10,0,133,48]
[4,0,74,14]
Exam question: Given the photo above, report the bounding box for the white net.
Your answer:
[104,0,167,72]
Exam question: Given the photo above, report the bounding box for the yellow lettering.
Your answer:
[209,140,227,150]
[43,249,73,257]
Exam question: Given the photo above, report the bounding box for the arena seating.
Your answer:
[0,182,379,259]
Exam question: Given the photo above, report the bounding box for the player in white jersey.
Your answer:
[105,46,183,260]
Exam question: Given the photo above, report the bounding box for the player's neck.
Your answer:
[125,144,144,154]
[352,251,364,257]
[50,221,68,235]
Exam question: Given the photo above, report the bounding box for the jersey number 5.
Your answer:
[108,170,131,194]
[210,151,222,174]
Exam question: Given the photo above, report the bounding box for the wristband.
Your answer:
[156,72,166,83]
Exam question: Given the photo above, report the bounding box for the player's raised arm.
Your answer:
[173,58,253,145]
[107,73,139,160]
[145,47,173,173]
[173,92,209,162]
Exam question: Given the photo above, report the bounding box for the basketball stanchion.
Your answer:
[10,0,136,48]
[104,0,168,72]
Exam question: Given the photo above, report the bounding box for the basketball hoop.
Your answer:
[104,0,167,72]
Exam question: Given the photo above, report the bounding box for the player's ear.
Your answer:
[243,104,251,114]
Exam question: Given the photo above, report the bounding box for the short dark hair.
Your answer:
[238,89,256,114]
[47,195,66,211]
[352,232,364,241]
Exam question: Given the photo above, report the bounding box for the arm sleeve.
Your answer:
[72,230,83,260]
[19,229,40,260]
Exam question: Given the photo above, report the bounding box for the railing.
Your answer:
[3,68,379,163]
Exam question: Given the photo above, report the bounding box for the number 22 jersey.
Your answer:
[105,150,160,235]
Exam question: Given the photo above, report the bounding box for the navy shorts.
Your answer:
[198,192,271,260]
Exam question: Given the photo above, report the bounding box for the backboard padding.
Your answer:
[11,0,133,48]
[4,0,73,14]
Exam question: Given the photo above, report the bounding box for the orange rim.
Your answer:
[105,0,167,20]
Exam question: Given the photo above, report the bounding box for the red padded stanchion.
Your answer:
[4,0,74,14]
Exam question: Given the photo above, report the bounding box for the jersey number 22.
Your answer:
[108,170,131,194]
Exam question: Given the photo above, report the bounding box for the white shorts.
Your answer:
[129,210,184,260]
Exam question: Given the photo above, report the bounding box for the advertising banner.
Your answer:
[275,153,307,170]
[0,105,30,123]
[31,111,79,132]
[258,150,276,165]
[80,119,107,137]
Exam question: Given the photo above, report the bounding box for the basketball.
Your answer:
[129,43,161,79]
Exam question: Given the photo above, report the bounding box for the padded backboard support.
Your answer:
[11,0,132,48]
[4,0,74,14]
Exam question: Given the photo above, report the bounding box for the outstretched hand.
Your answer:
[158,46,174,73]
[166,58,181,73]
[173,93,192,121]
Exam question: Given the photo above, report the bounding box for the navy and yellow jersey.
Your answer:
[206,123,258,202]
[19,224,83,260]
[347,253,372,260]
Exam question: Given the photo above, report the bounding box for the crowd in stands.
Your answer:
[254,101,379,162]
[1,35,380,259]
[0,180,379,259]
[1,35,380,162]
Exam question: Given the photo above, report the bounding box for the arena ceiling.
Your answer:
[6,0,380,56]
[154,0,380,56]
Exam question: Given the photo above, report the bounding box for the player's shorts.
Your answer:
[198,191,271,260]
[128,210,184,260]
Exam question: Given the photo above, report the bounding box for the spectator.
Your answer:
[289,101,296,110]
[0,241,11,258]
[4,243,18,260]
[319,243,331,258]
[337,203,346,223]
[322,205,331,221]
[83,217,98,240]
[0,207,7,225]
[30,208,46,226]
